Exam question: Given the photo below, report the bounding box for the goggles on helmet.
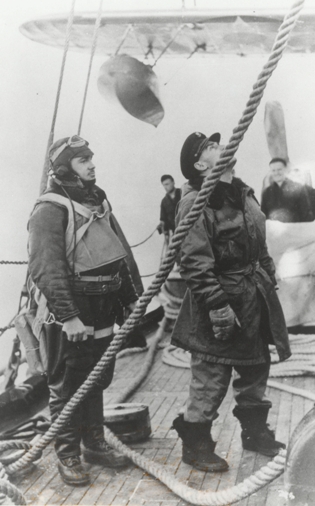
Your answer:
[50,135,88,164]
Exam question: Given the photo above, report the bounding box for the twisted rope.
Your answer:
[77,0,103,135]
[0,480,26,506]
[6,7,304,506]
[0,261,27,265]
[103,427,286,506]
[0,462,7,505]
[0,443,31,505]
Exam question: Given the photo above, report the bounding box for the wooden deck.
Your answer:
[10,330,314,506]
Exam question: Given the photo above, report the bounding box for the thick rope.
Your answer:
[6,0,304,477]
[0,480,26,506]
[0,442,31,505]
[77,0,103,135]
[104,427,286,506]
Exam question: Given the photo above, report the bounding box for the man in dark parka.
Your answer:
[171,132,291,473]
[28,135,138,486]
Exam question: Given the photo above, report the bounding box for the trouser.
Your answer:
[44,323,115,459]
[185,354,271,424]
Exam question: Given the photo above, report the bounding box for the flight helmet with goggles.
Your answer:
[49,135,94,173]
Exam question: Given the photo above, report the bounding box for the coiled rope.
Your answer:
[5,0,305,481]
[0,441,31,505]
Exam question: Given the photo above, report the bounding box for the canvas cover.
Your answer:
[266,220,315,327]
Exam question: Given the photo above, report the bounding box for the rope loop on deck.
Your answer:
[103,426,286,506]
[0,478,26,506]
[6,0,304,477]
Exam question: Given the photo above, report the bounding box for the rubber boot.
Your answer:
[81,389,130,468]
[58,456,90,486]
[233,405,286,457]
[172,414,228,472]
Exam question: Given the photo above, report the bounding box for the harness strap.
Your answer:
[73,273,119,282]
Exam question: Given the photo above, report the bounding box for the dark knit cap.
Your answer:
[180,132,221,179]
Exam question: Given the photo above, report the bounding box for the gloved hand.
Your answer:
[209,304,238,340]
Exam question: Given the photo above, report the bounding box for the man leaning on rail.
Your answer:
[28,135,138,486]
[171,131,291,472]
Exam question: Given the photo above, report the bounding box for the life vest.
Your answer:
[29,192,127,341]
[36,192,127,273]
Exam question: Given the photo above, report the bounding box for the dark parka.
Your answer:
[171,177,291,365]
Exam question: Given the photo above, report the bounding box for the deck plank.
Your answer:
[16,337,315,506]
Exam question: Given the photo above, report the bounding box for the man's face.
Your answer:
[162,179,175,194]
[198,142,224,171]
[70,155,95,181]
[270,162,286,185]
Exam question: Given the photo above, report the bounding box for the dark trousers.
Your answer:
[43,324,114,459]
[185,354,272,424]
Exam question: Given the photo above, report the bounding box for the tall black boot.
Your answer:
[172,414,228,472]
[81,388,130,468]
[233,405,286,457]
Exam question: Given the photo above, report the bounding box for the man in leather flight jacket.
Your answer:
[28,135,138,486]
[171,132,291,473]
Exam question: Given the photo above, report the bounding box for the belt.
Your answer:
[73,273,120,282]
[70,273,121,295]
[220,261,259,276]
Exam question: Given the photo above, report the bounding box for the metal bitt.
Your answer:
[97,55,164,127]
[284,406,315,505]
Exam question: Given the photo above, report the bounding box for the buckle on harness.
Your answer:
[44,312,56,325]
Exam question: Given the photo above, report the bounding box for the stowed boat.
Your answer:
[1,2,315,505]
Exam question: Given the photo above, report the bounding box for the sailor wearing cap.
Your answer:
[171,131,290,473]
[28,135,138,485]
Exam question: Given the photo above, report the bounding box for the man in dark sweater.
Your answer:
[261,158,314,222]
[157,175,181,244]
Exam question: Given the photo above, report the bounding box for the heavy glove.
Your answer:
[209,304,237,341]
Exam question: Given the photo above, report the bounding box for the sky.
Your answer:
[0,0,315,362]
